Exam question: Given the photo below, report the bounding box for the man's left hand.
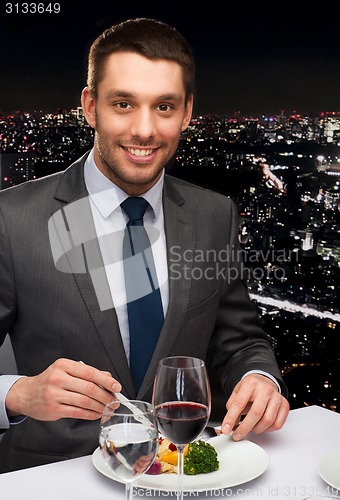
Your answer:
[221,374,290,441]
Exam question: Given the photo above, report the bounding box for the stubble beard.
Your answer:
[94,131,178,193]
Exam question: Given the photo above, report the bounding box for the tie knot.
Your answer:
[121,197,149,225]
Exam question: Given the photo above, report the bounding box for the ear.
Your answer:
[181,95,193,132]
[81,87,96,128]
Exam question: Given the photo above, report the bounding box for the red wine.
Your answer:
[155,402,209,445]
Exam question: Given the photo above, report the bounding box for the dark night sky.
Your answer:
[1,1,340,116]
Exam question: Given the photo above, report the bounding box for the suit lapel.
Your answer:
[50,154,135,397]
[51,159,196,400]
[72,268,135,397]
[138,176,195,398]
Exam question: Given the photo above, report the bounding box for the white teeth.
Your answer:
[127,148,153,157]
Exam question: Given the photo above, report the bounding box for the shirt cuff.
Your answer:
[241,370,282,393]
[0,375,27,429]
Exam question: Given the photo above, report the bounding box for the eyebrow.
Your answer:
[104,90,134,100]
[157,93,183,102]
[104,89,183,103]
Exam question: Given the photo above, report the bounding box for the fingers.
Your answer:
[6,358,123,422]
[221,374,290,441]
[53,359,122,417]
[57,379,114,415]
[251,396,290,434]
[73,359,122,393]
[231,394,280,441]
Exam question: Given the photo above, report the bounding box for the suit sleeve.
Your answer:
[0,204,17,347]
[209,198,288,399]
[0,204,19,431]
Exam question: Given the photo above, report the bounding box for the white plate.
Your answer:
[92,434,269,492]
[318,448,340,490]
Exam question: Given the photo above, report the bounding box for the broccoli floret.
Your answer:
[183,440,219,475]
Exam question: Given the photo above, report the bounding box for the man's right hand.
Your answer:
[5,358,121,421]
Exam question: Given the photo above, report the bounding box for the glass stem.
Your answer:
[177,445,185,500]
[126,482,133,500]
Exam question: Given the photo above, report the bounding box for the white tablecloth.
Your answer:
[1,406,339,500]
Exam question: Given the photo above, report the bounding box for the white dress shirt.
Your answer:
[84,149,169,361]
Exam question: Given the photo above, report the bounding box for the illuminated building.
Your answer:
[0,152,36,189]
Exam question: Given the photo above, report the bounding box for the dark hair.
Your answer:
[87,18,195,104]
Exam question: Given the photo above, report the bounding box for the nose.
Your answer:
[130,108,156,141]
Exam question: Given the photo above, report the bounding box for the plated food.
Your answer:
[92,434,270,491]
[146,436,219,475]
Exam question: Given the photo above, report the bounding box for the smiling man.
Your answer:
[81,51,192,195]
[0,18,289,472]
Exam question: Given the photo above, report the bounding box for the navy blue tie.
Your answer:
[121,197,164,392]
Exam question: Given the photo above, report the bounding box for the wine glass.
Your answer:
[99,400,158,500]
[152,356,211,500]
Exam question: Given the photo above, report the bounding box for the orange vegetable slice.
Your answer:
[160,444,189,465]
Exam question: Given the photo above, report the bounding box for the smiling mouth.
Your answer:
[125,147,156,157]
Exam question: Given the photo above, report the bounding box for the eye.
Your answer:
[115,101,132,110]
[156,104,173,112]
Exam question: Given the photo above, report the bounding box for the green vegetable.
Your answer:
[183,440,219,475]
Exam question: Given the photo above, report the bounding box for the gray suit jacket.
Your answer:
[0,153,286,472]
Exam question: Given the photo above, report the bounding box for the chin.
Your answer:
[125,167,162,185]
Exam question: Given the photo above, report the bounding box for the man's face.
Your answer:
[82,52,193,195]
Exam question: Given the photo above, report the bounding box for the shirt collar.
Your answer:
[84,148,164,221]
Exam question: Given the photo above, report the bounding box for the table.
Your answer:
[1,406,339,500]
